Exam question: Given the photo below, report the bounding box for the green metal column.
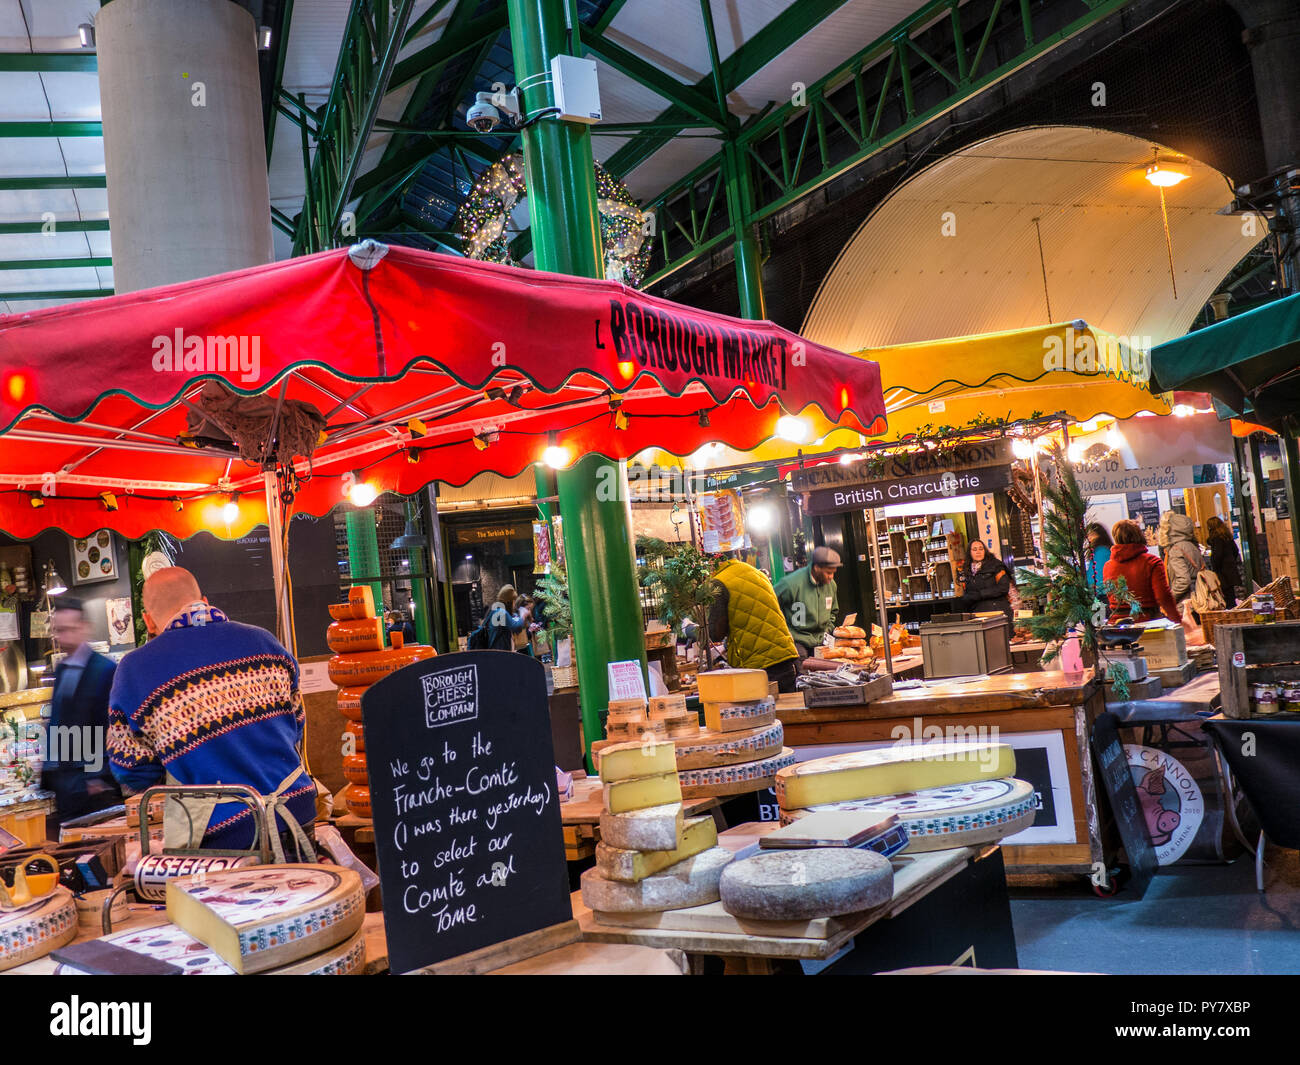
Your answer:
[508,0,647,766]
[344,507,385,621]
[1250,433,1273,583]
[723,140,765,321]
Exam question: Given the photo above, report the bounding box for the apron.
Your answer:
[163,764,317,863]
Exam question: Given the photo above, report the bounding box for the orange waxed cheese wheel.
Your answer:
[343,719,364,752]
[328,602,361,621]
[347,585,377,619]
[346,785,372,819]
[327,617,385,653]
[337,686,366,719]
[343,754,369,786]
[327,645,436,687]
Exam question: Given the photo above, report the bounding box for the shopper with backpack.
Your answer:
[467,585,530,651]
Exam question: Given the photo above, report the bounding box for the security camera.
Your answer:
[466,97,501,133]
[466,89,522,133]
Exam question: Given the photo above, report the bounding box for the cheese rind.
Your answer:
[673,721,784,770]
[602,770,682,814]
[599,802,684,850]
[165,865,365,975]
[697,668,769,704]
[775,741,1015,810]
[0,887,77,971]
[719,848,893,920]
[597,739,677,781]
[581,847,733,912]
[702,695,776,733]
[595,816,718,882]
[677,747,795,794]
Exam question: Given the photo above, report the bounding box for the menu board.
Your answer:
[361,651,572,972]
[1090,712,1156,899]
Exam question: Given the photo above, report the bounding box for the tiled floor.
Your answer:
[1010,846,1300,975]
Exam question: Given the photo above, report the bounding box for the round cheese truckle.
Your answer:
[345,785,372,819]
[719,848,893,920]
[342,754,369,786]
[327,644,436,687]
[337,686,366,720]
[580,847,733,913]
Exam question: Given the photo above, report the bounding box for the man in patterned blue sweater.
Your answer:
[108,566,316,854]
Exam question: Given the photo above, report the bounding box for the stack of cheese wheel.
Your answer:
[647,692,698,737]
[581,740,732,914]
[328,585,435,819]
[165,864,366,974]
[774,741,1037,852]
[603,697,660,742]
[821,624,869,663]
[684,668,795,798]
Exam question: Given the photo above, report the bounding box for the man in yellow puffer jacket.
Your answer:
[707,557,800,693]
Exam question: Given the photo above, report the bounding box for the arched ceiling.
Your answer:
[802,125,1266,351]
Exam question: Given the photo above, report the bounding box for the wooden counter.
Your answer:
[781,671,1107,878]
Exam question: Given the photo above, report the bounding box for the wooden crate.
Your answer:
[801,674,894,707]
[1215,621,1300,719]
[1138,625,1187,669]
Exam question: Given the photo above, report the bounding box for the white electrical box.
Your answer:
[550,54,602,124]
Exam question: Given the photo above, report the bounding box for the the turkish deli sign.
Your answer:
[795,439,1013,515]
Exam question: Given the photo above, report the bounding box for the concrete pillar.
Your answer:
[98,0,273,294]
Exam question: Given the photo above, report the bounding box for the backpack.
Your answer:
[1188,568,1226,614]
[466,615,492,650]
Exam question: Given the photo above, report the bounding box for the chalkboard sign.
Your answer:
[1090,712,1157,899]
[362,650,572,973]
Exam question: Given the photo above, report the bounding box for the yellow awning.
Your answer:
[641,322,1171,468]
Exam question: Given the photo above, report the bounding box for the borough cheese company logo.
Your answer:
[422,664,479,730]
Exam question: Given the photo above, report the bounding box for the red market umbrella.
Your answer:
[0,242,886,541]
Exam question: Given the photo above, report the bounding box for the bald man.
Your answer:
[107,566,316,854]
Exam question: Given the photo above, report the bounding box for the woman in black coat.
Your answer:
[1205,516,1242,608]
[956,539,1014,619]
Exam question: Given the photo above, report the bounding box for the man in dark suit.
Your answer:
[45,598,122,823]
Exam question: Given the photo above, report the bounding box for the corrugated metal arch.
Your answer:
[801,125,1266,351]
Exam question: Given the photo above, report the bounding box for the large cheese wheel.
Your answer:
[53,921,365,976]
[779,777,1038,852]
[677,747,796,799]
[719,848,892,920]
[328,602,362,621]
[775,741,1015,810]
[580,846,733,913]
[672,721,784,771]
[342,718,364,753]
[337,687,366,720]
[166,865,365,975]
[345,785,372,819]
[327,645,435,687]
[0,887,77,971]
[326,617,385,654]
[342,753,369,786]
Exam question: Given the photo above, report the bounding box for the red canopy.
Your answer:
[0,243,885,539]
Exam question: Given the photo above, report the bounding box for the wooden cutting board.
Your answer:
[759,810,900,849]
[590,898,848,940]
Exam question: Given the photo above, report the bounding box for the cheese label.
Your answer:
[133,854,258,903]
[678,747,796,788]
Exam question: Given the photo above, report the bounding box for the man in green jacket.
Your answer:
[775,546,841,660]
[707,557,800,692]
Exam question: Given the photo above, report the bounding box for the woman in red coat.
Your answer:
[1103,520,1180,623]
